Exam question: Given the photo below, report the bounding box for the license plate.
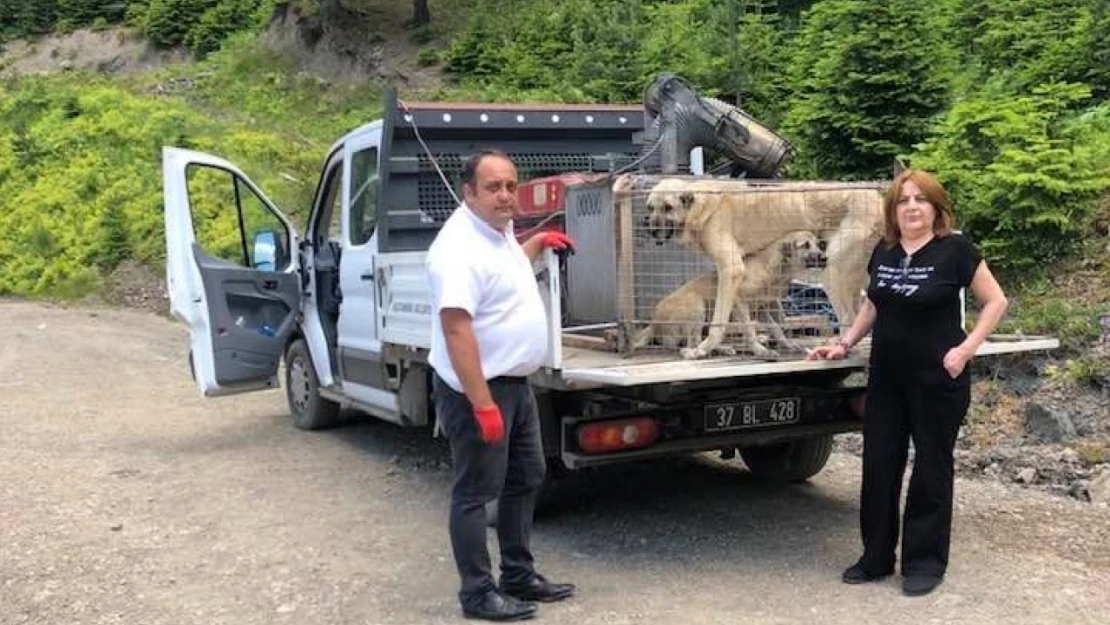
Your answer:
[704,398,801,432]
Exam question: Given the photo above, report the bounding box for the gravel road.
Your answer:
[2,300,1107,625]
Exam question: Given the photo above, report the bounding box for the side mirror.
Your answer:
[251,229,286,271]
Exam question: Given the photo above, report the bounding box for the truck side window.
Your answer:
[348,147,379,246]
[185,165,290,271]
[319,163,342,241]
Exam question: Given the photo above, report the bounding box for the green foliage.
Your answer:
[910,83,1110,273]
[781,0,950,179]
[0,0,129,40]
[952,0,1100,94]
[0,0,60,40]
[1,0,267,54]
[185,0,270,55]
[1045,356,1110,387]
[408,25,438,45]
[1000,298,1103,351]
[445,0,649,102]
[132,0,271,54]
[4,0,1110,304]
[442,0,788,111]
[0,71,323,298]
[416,47,440,67]
[172,32,387,145]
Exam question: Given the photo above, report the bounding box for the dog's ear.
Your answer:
[679,192,695,208]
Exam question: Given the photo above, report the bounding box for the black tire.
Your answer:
[740,434,834,483]
[284,338,341,430]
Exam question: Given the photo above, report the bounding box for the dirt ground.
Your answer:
[2,299,1108,625]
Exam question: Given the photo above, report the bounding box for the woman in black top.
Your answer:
[808,169,1009,596]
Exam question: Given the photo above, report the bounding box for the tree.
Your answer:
[1086,0,1110,100]
[0,0,59,39]
[911,83,1109,272]
[781,0,951,179]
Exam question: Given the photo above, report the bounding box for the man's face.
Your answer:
[463,155,518,231]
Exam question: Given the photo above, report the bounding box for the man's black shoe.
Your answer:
[902,574,943,596]
[500,574,576,603]
[841,563,894,584]
[462,590,537,621]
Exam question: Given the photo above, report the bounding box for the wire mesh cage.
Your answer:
[564,174,887,361]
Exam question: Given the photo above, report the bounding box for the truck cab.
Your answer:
[163,86,1058,485]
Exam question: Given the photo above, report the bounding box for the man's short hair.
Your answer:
[461,149,514,189]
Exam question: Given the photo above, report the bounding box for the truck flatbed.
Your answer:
[552,334,1058,388]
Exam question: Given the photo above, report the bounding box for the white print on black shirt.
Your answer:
[873,261,936,298]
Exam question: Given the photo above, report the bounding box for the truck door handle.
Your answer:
[261,279,278,290]
[361,272,375,281]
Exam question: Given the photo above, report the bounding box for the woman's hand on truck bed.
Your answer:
[806,342,848,361]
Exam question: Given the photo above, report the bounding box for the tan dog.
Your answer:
[632,230,824,358]
[644,177,883,359]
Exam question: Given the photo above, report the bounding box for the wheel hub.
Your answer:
[288,355,311,412]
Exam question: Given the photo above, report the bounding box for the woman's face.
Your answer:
[896,180,937,239]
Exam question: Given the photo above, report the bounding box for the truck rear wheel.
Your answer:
[285,338,340,430]
[740,434,834,483]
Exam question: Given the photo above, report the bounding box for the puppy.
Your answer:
[632,230,824,358]
[644,177,883,358]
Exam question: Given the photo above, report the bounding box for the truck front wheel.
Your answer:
[285,338,340,430]
[740,434,834,483]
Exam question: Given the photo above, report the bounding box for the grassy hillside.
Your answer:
[0,33,387,297]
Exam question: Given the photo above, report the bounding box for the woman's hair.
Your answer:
[883,168,955,243]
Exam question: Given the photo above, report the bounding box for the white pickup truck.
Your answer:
[162,83,1057,486]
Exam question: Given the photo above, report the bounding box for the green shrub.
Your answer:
[133,0,271,54]
[998,296,1103,350]
[911,83,1110,273]
[0,72,320,298]
[417,47,440,67]
[409,25,437,45]
[781,0,951,179]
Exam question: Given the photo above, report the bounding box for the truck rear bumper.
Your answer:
[556,384,864,469]
[560,420,859,469]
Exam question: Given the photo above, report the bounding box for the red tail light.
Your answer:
[577,418,659,454]
[849,392,866,419]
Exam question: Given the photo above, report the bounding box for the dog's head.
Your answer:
[644,179,696,245]
[778,231,826,270]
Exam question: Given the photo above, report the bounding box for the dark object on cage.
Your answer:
[783,281,839,334]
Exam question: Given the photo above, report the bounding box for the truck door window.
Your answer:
[318,163,342,241]
[185,165,290,271]
[348,147,379,246]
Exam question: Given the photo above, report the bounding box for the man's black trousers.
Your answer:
[432,374,546,608]
[857,363,971,578]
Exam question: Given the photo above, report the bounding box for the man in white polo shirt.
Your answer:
[427,150,576,622]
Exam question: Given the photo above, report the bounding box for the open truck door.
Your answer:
[162,147,302,397]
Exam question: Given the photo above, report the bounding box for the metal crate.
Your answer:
[567,174,887,360]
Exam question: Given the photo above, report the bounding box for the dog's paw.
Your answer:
[749,343,773,358]
[680,347,706,360]
[715,346,737,357]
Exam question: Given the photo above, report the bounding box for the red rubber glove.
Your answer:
[537,231,576,254]
[473,404,505,445]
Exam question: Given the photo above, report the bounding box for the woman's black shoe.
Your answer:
[841,563,893,584]
[902,574,943,596]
